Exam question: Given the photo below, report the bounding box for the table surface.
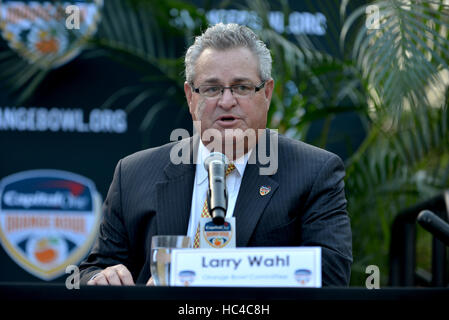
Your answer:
[1,282,448,300]
[2,283,449,319]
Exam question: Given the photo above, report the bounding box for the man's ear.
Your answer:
[264,79,274,103]
[184,81,193,112]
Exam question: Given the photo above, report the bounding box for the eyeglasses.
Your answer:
[191,81,266,98]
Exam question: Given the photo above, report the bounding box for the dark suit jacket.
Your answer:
[79,131,352,286]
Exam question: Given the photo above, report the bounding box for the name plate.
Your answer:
[170,247,321,287]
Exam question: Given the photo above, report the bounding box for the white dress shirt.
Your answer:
[186,140,252,244]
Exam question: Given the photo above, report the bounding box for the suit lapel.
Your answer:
[234,130,279,246]
[155,137,198,236]
[234,164,278,246]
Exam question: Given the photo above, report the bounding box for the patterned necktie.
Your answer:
[193,163,236,248]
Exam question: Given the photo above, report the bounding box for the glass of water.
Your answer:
[150,235,191,286]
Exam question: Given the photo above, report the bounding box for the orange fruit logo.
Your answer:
[34,238,58,264]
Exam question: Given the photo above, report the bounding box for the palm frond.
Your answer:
[0,52,51,104]
[346,95,449,285]
[341,0,449,118]
[84,0,207,134]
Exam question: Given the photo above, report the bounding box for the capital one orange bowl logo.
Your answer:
[0,170,102,280]
[203,221,232,248]
[0,0,103,68]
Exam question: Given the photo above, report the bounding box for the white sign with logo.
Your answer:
[170,247,321,287]
[0,169,102,280]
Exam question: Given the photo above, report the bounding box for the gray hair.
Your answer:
[185,23,272,84]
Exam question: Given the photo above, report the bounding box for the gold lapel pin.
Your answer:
[259,185,271,196]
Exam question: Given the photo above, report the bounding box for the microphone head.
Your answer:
[204,152,229,171]
[417,210,435,224]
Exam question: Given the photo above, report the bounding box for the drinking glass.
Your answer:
[150,235,191,286]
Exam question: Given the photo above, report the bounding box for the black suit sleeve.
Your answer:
[300,154,353,286]
[78,159,136,284]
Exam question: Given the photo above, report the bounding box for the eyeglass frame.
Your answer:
[190,80,267,98]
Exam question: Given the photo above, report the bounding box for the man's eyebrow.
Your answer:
[201,78,221,84]
[232,77,254,83]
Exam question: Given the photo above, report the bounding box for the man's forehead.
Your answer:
[194,47,260,83]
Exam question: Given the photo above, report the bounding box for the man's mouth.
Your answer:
[217,115,238,122]
[215,115,240,127]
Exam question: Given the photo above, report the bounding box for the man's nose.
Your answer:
[218,88,237,109]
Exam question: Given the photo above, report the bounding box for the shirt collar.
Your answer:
[196,140,252,185]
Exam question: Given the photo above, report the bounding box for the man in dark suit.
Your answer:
[79,23,352,286]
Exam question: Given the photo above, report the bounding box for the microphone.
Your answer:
[417,210,449,247]
[204,152,229,225]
